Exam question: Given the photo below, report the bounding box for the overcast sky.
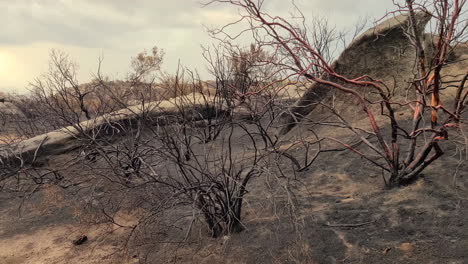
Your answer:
[0,0,397,94]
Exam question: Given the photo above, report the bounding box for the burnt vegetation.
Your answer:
[0,0,467,263]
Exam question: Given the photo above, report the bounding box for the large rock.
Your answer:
[0,93,226,167]
[0,101,25,117]
[279,12,432,134]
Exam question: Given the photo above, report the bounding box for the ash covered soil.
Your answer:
[0,124,467,264]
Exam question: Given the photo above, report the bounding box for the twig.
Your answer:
[31,135,49,164]
[324,219,376,227]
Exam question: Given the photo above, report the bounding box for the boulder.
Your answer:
[0,93,226,167]
[279,12,432,134]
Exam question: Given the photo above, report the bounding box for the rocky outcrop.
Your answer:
[279,12,432,134]
[0,101,25,117]
[0,93,226,166]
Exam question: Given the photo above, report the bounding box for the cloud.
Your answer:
[0,42,107,93]
[1,0,213,47]
[0,0,403,93]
